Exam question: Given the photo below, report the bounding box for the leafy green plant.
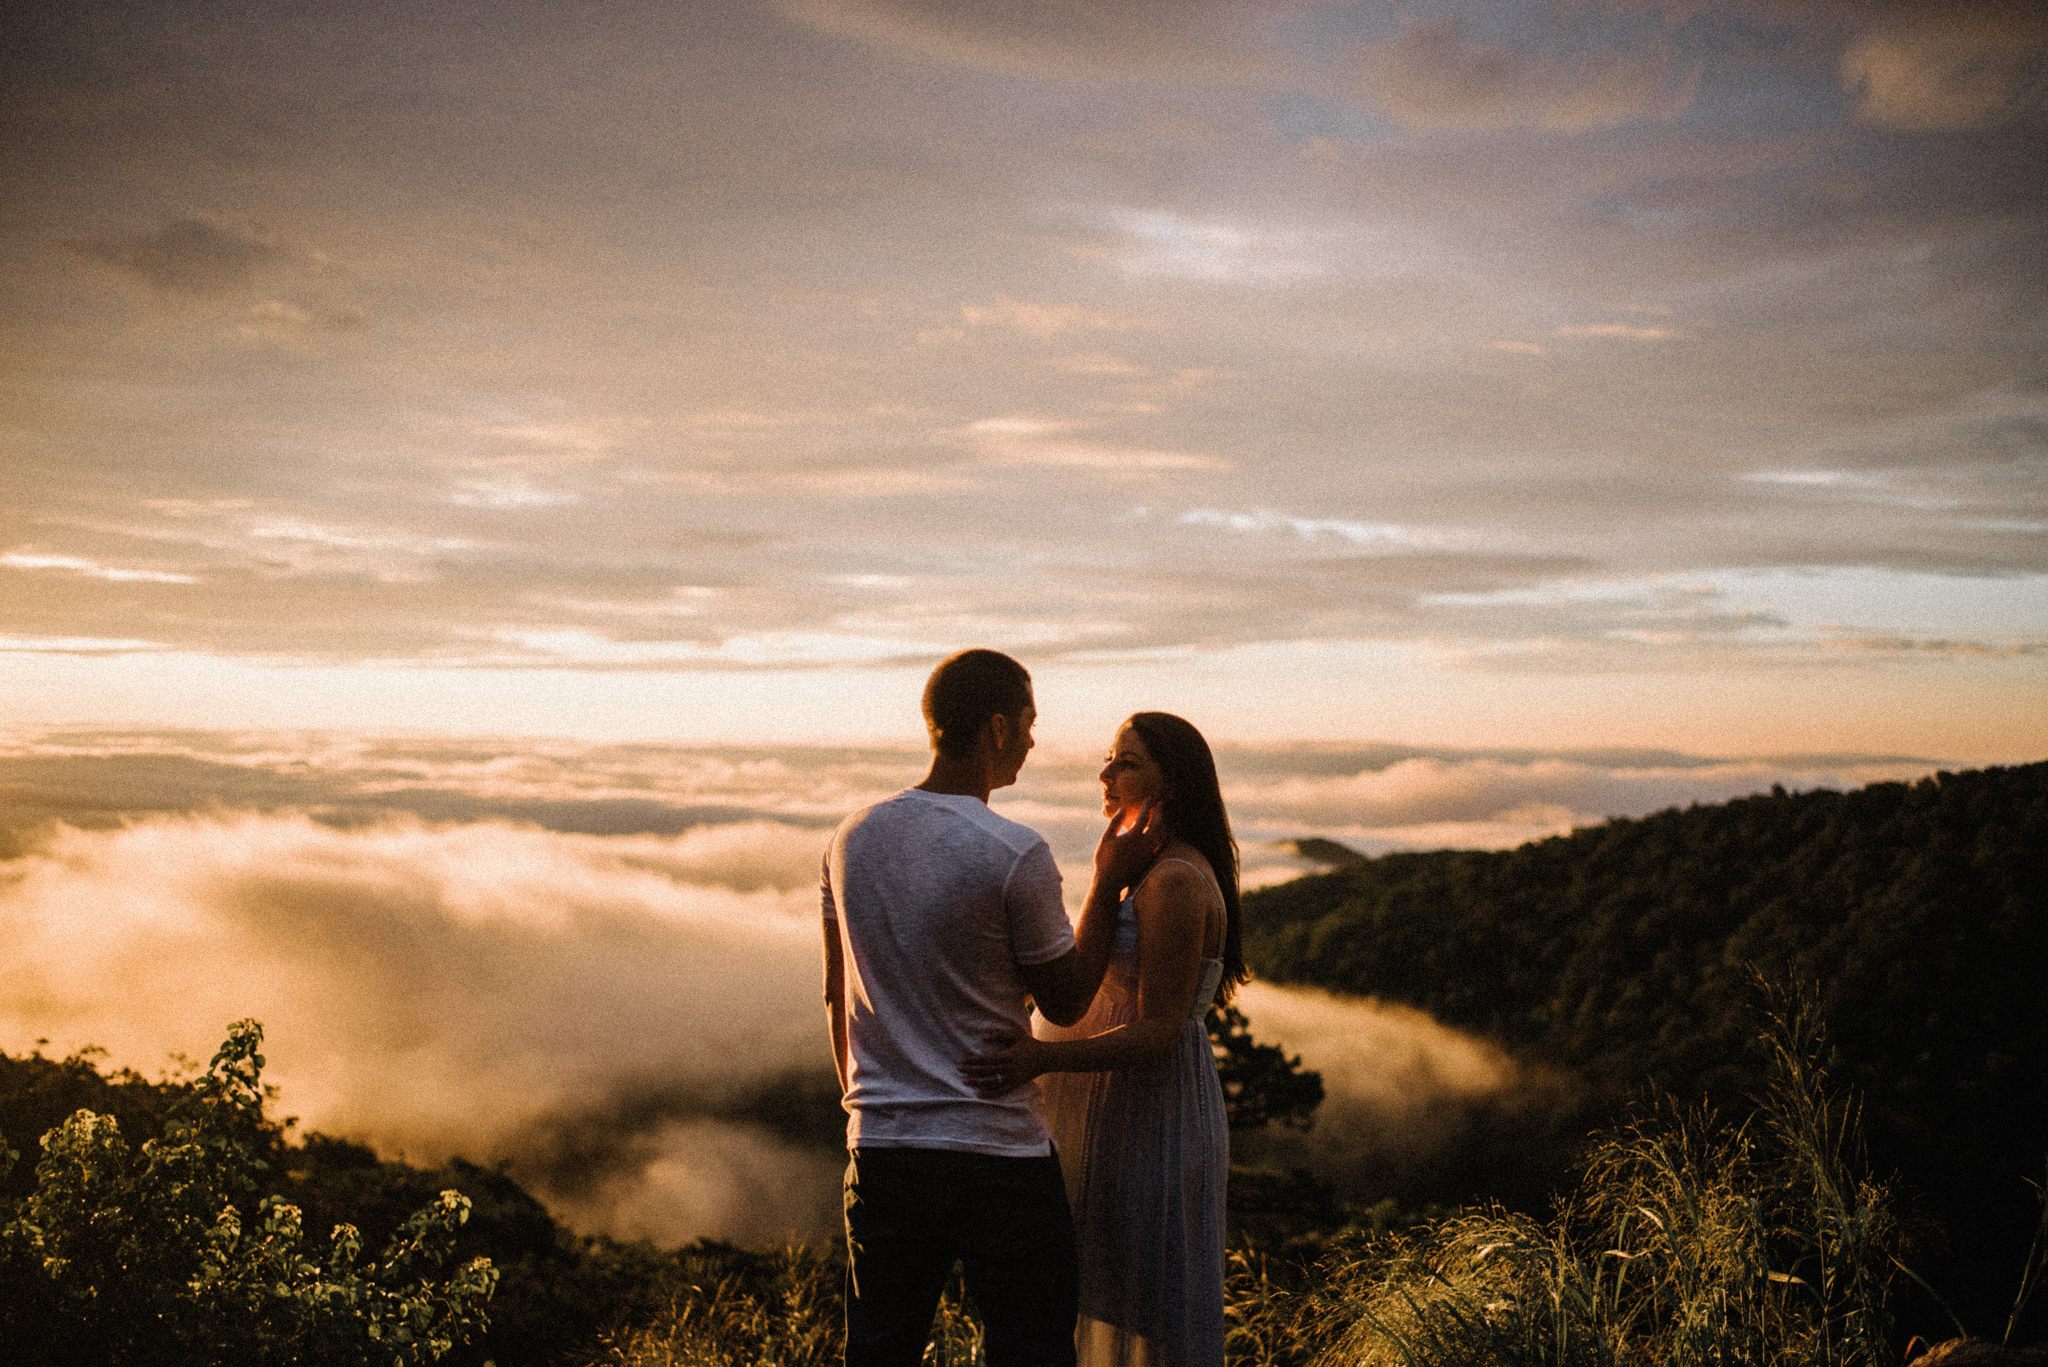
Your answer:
[0,1020,497,1367]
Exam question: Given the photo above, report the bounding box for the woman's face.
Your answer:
[1099,723,1168,819]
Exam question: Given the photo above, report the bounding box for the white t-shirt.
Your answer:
[822,787,1075,1156]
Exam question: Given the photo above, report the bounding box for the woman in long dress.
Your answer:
[963,712,1248,1367]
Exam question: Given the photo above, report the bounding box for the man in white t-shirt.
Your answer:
[822,649,1158,1367]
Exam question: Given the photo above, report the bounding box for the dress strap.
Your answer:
[1150,857,1224,913]
[1151,856,1221,901]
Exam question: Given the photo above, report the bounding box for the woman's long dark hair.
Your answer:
[1125,711,1248,1001]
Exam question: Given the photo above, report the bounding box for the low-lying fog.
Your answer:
[0,729,1936,1244]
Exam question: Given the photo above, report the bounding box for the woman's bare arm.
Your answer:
[962,856,1213,1094]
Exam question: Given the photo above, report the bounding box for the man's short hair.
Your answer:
[923,650,1033,758]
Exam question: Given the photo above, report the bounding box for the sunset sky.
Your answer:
[3,0,2044,758]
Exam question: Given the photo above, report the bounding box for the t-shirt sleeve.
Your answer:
[820,845,838,922]
[1005,839,1073,966]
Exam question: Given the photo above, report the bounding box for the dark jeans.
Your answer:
[843,1146,1078,1367]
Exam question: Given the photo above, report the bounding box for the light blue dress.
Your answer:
[1037,861,1228,1367]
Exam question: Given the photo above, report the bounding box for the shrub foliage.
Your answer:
[0,1021,497,1367]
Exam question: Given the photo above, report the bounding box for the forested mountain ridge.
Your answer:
[1244,761,2046,1109]
[1242,760,2048,1338]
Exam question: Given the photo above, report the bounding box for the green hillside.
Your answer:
[1242,760,2048,1341]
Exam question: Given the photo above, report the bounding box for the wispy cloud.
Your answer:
[960,297,1156,339]
[1049,352,1147,375]
[3,554,197,584]
[1555,323,1677,341]
[964,417,1230,471]
[1842,7,2048,131]
[1102,210,1326,283]
[483,628,950,668]
[0,729,1948,870]
[771,0,1288,82]
[473,421,617,452]
[248,522,474,554]
[1344,18,1698,134]
[68,218,282,297]
[448,479,583,509]
[0,636,167,654]
[1740,470,1889,489]
[1179,508,1427,548]
[236,298,367,352]
[1817,630,2047,659]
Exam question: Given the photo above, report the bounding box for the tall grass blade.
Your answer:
[2004,1159,2048,1348]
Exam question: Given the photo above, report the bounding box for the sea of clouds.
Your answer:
[0,728,1944,1244]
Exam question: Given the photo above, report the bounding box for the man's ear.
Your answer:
[986,711,1013,754]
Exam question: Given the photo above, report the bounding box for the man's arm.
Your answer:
[823,917,850,1093]
[1018,876,1120,1027]
[1018,802,1162,1027]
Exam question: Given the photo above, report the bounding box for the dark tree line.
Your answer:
[1241,761,2048,1345]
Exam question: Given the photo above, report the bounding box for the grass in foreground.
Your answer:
[592,1002,1936,1367]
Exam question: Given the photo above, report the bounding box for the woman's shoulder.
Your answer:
[1138,846,1219,899]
